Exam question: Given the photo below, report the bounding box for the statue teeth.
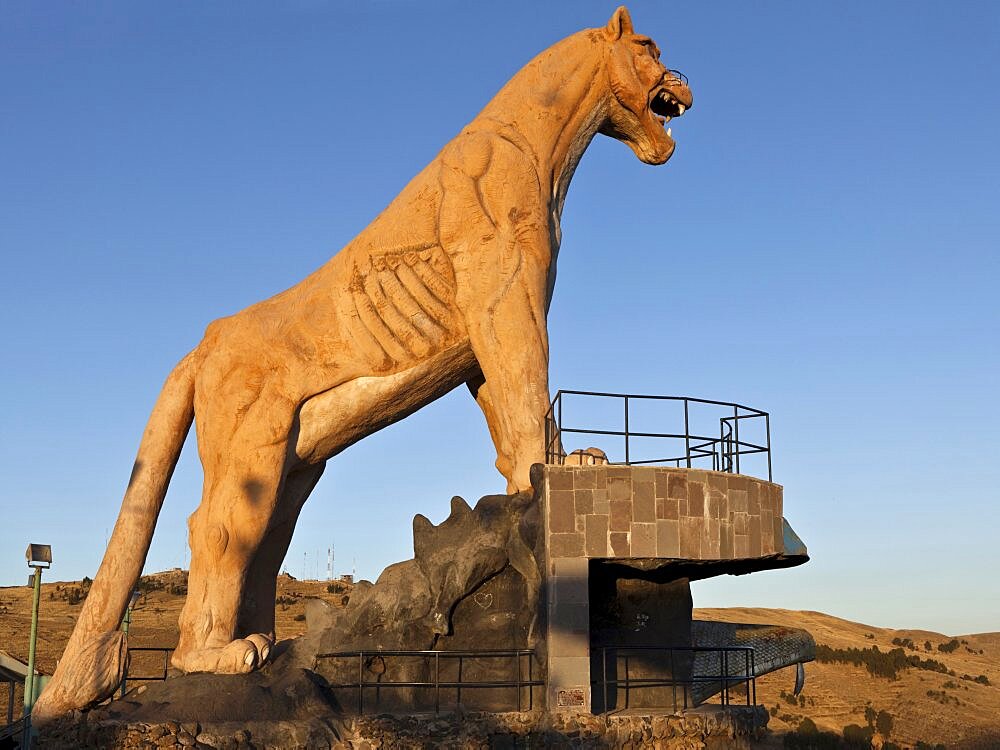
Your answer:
[667,127,672,137]
[677,104,686,116]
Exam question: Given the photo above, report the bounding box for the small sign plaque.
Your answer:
[556,687,586,707]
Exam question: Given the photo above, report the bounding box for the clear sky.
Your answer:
[1,1,997,635]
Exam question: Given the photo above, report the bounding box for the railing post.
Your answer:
[515,651,522,712]
[670,649,677,713]
[745,650,751,706]
[684,399,691,468]
[557,392,563,457]
[544,410,550,463]
[723,650,729,706]
[603,647,608,714]
[624,395,630,465]
[626,654,632,710]
[733,406,740,475]
[529,653,534,711]
[765,414,772,481]
[434,652,440,715]
[358,652,365,715]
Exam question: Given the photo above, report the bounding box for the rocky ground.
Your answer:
[1,572,998,748]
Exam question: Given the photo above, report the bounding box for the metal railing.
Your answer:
[545,390,772,481]
[121,646,173,692]
[593,645,756,715]
[314,649,542,715]
[0,715,27,744]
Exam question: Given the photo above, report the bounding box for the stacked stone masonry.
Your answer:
[38,708,768,749]
[545,466,784,561]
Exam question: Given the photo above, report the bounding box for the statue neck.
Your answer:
[471,31,609,220]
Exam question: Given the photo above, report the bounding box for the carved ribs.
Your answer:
[345,245,458,370]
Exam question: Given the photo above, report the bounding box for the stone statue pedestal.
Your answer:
[40,464,811,748]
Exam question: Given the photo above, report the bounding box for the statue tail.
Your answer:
[33,351,198,723]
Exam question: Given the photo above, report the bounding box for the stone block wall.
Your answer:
[539,465,787,713]
[545,465,784,562]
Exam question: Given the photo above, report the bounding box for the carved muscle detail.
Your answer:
[346,245,457,370]
[35,9,694,722]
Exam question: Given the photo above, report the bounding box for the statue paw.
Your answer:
[172,634,275,674]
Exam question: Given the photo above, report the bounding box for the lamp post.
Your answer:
[23,544,51,718]
[120,588,141,698]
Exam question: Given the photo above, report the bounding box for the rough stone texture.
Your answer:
[538,464,808,715]
[33,469,805,747]
[40,706,767,749]
[37,491,547,746]
[544,465,789,563]
[35,6,694,722]
[298,492,544,715]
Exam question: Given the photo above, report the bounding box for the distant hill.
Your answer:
[696,607,1000,748]
[1,573,997,747]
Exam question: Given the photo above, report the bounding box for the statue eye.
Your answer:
[634,38,660,60]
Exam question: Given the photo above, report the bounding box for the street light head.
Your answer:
[26,544,52,568]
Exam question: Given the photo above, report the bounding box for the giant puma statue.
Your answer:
[35,6,692,720]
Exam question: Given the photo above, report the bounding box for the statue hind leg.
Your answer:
[172,410,296,674]
[237,462,326,648]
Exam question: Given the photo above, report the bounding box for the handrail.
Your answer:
[593,645,756,715]
[545,390,772,481]
[314,649,541,715]
[0,715,27,742]
[121,646,174,692]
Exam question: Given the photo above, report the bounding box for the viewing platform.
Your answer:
[538,390,811,714]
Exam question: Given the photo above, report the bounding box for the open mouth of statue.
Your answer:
[650,87,687,135]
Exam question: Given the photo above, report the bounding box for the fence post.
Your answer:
[670,649,677,713]
[603,648,609,715]
[624,395,630,465]
[684,399,691,468]
[434,652,440,715]
[544,410,549,463]
[733,406,740,475]
[557,393,563,461]
[358,653,364,715]
[529,653,534,711]
[516,651,522,712]
[723,650,729,706]
[765,414,772,481]
[745,650,751,706]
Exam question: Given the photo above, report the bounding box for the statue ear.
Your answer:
[604,6,634,40]
[413,514,434,557]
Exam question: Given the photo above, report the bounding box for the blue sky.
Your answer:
[1,1,997,635]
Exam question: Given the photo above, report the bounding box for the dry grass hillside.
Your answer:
[696,607,1000,749]
[1,574,997,748]
[0,569,349,717]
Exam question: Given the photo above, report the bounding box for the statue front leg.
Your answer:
[467,373,515,482]
[462,251,551,494]
[441,133,552,493]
